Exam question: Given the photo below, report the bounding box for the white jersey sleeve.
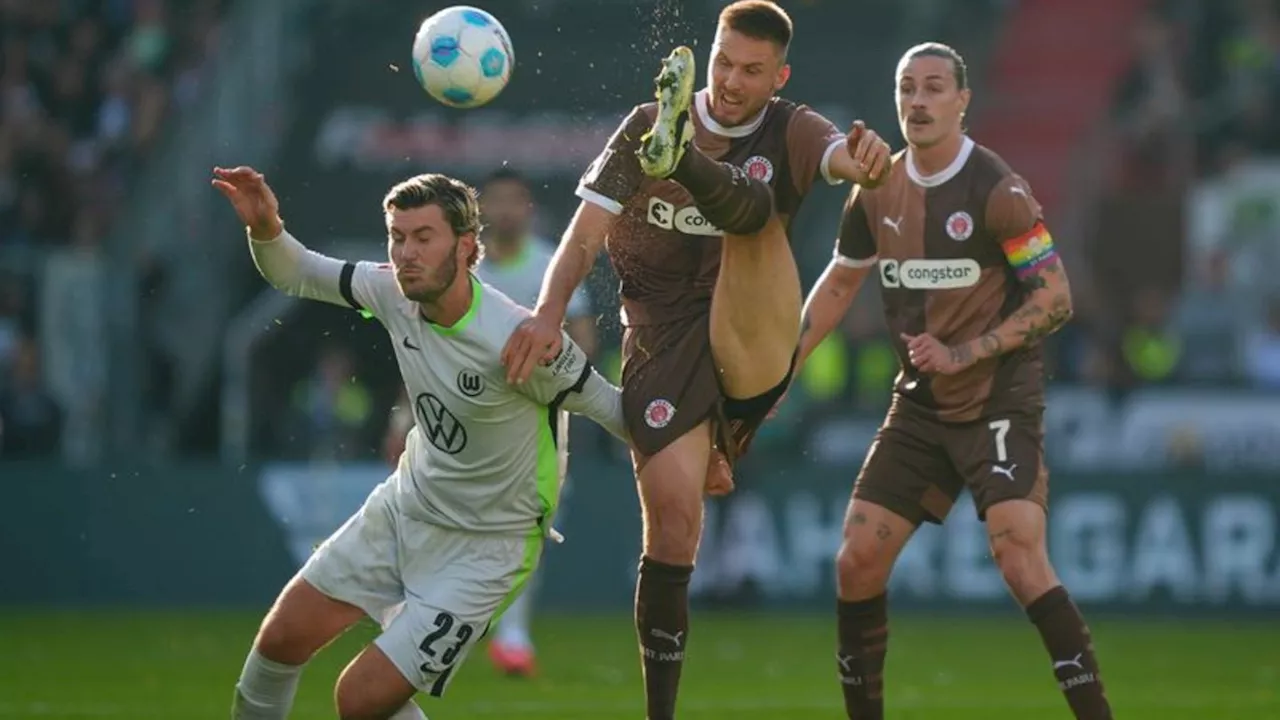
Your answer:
[516,330,626,441]
[248,229,399,319]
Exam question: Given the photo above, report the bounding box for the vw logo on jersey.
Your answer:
[456,369,485,398]
[946,211,974,241]
[743,155,774,182]
[416,392,468,454]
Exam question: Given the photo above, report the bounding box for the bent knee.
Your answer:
[644,512,702,565]
[254,616,314,666]
[990,531,1055,599]
[835,540,893,594]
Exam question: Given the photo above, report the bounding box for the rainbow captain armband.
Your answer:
[1000,222,1058,279]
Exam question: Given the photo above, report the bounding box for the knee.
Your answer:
[990,528,1055,601]
[835,537,892,597]
[641,488,703,566]
[254,615,312,667]
[644,512,701,565]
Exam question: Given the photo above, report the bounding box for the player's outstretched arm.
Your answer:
[212,166,359,308]
[513,325,628,442]
[502,200,611,383]
[559,369,627,442]
[827,122,891,188]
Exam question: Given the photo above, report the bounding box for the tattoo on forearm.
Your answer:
[852,512,867,525]
[875,523,892,541]
[979,333,1002,358]
[949,342,974,368]
[1017,292,1072,346]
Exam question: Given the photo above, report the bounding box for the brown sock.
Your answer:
[836,595,888,720]
[1027,586,1113,720]
[668,143,773,235]
[636,556,692,720]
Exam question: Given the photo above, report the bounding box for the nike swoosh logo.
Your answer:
[403,337,420,351]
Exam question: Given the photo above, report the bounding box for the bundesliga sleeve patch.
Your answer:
[1000,222,1057,278]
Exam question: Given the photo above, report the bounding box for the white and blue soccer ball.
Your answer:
[411,6,514,109]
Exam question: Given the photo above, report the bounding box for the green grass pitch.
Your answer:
[0,611,1275,718]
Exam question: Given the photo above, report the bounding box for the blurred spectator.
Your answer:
[1169,249,1251,383]
[1122,286,1181,385]
[1242,296,1280,389]
[0,0,227,459]
[287,346,375,462]
[0,335,61,459]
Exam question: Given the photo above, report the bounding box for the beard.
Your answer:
[398,243,460,304]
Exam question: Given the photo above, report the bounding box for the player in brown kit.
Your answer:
[501,2,891,717]
[794,43,1112,720]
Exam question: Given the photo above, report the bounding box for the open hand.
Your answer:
[846,121,891,188]
[211,166,282,240]
[902,332,975,375]
[501,310,564,384]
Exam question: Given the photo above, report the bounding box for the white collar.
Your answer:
[906,136,975,187]
[695,89,768,138]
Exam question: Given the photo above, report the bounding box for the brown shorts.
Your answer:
[853,397,1049,525]
[621,315,791,460]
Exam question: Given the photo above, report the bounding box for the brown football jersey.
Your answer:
[836,137,1052,422]
[577,90,846,326]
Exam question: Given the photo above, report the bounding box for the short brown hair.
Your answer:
[718,1,793,55]
[383,173,484,269]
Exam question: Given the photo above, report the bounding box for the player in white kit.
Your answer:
[213,166,627,720]
[473,167,596,676]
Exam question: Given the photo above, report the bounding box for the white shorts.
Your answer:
[300,475,542,696]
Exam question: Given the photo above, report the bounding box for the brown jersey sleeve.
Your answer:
[576,105,651,214]
[786,105,847,197]
[986,174,1059,279]
[834,184,878,266]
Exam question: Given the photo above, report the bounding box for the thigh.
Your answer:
[711,214,802,398]
[299,476,406,626]
[947,409,1049,521]
[853,402,964,526]
[621,320,721,458]
[635,421,713,565]
[720,350,795,460]
[380,525,539,697]
[255,574,366,665]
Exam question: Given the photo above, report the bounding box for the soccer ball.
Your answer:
[411,6,514,109]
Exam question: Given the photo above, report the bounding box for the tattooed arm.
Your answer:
[950,247,1074,368]
[799,260,875,370]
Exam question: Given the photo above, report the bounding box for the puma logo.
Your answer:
[992,463,1017,481]
[650,629,684,647]
[836,653,856,673]
[882,215,904,234]
[1053,653,1084,672]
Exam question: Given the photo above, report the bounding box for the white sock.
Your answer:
[388,701,429,719]
[232,648,304,719]
[496,584,534,649]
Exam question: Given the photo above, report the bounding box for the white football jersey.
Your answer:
[248,230,625,535]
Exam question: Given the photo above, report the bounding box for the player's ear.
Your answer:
[958,87,972,115]
[459,232,481,269]
[775,62,791,91]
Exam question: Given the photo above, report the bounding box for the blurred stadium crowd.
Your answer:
[3,0,1279,460]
